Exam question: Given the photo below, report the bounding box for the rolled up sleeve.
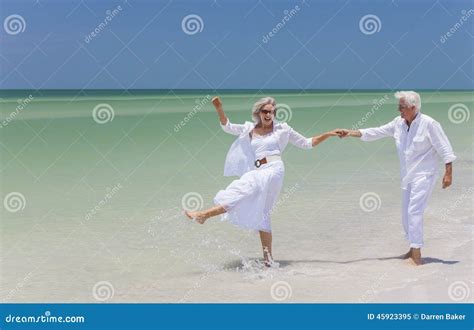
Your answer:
[429,121,456,164]
[288,127,313,149]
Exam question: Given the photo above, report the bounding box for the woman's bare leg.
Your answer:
[184,205,226,224]
[259,231,273,266]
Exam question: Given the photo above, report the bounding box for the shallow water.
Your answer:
[1,90,472,302]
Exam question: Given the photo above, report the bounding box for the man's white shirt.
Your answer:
[359,112,456,188]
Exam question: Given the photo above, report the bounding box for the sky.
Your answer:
[0,0,473,90]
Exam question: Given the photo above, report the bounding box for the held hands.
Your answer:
[329,129,349,138]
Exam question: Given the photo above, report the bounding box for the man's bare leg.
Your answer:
[410,248,422,266]
[259,231,273,267]
[184,205,226,224]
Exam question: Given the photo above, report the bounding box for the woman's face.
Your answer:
[259,103,275,126]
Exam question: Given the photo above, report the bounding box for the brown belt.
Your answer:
[254,158,267,168]
[254,155,282,168]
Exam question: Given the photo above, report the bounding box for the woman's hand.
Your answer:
[212,96,227,125]
[212,96,223,110]
[327,129,344,137]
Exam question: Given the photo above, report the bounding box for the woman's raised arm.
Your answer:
[212,96,247,136]
[212,96,227,125]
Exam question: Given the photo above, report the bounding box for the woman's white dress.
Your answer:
[213,119,313,233]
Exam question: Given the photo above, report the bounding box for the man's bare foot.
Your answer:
[402,248,412,259]
[184,210,208,224]
[409,248,422,266]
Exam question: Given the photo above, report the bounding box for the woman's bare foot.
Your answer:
[263,247,274,268]
[184,210,208,224]
[409,248,422,266]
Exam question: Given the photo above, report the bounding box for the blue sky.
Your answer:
[0,0,473,89]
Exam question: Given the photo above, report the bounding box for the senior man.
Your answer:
[339,91,456,265]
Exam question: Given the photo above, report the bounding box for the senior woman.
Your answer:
[185,96,338,266]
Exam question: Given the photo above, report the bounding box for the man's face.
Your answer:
[398,98,416,121]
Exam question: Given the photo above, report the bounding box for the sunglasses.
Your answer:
[260,109,275,115]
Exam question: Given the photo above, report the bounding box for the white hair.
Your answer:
[251,97,276,123]
[394,91,421,111]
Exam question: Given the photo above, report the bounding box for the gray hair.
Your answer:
[252,97,276,123]
[394,91,421,112]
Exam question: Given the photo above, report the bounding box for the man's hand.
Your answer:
[212,96,222,110]
[442,173,452,189]
[442,162,453,189]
